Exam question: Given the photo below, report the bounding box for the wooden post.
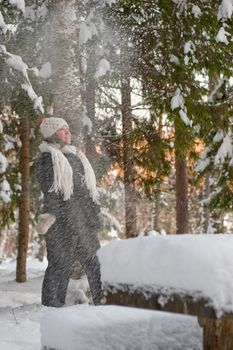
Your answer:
[198,318,233,350]
[103,284,233,350]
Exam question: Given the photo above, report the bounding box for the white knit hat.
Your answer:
[39,117,69,139]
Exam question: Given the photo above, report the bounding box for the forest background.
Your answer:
[0,0,232,282]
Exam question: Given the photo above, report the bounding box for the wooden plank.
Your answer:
[103,283,233,320]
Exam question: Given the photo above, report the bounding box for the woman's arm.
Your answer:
[36,152,63,217]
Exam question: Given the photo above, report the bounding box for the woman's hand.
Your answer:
[35,213,56,235]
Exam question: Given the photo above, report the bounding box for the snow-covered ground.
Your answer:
[0,257,202,350]
[0,258,89,350]
[0,258,46,350]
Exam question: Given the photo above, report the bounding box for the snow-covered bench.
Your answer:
[98,234,233,350]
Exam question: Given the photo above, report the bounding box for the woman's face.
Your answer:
[55,125,71,145]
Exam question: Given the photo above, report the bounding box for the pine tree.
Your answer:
[103,0,233,233]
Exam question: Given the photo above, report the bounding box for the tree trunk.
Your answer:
[151,114,163,232]
[120,40,137,238]
[49,0,84,279]
[151,189,161,232]
[203,173,211,233]
[83,41,97,166]
[49,0,83,145]
[175,122,189,234]
[202,74,220,234]
[16,118,30,282]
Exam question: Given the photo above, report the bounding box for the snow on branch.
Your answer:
[171,0,232,45]
[195,147,211,173]
[100,0,118,6]
[191,5,201,18]
[216,26,231,44]
[94,58,110,78]
[171,88,184,110]
[214,132,233,165]
[213,131,224,143]
[8,0,25,14]
[170,88,192,126]
[82,106,93,134]
[0,178,11,203]
[0,11,7,34]
[0,45,44,113]
[0,153,8,174]
[79,11,98,45]
[79,5,111,81]
[39,62,52,79]
[216,0,233,44]
[183,40,197,65]
[208,78,225,103]
[218,0,233,20]
[196,131,233,172]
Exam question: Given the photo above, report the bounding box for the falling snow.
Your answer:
[95,58,111,78]
[9,0,25,14]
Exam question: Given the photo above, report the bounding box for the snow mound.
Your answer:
[98,234,233,317]
[41,305,201,350]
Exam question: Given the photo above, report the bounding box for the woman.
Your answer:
[36,117,102,307]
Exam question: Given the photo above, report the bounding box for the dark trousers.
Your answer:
[42,225,102,307]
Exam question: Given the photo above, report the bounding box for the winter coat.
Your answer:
[36,151,101,257]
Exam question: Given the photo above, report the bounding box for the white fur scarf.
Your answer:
[39,141,99,203]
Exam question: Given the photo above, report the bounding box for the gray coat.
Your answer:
[36,151,102,307]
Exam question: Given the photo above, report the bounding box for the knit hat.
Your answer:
[38,117,69,139]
